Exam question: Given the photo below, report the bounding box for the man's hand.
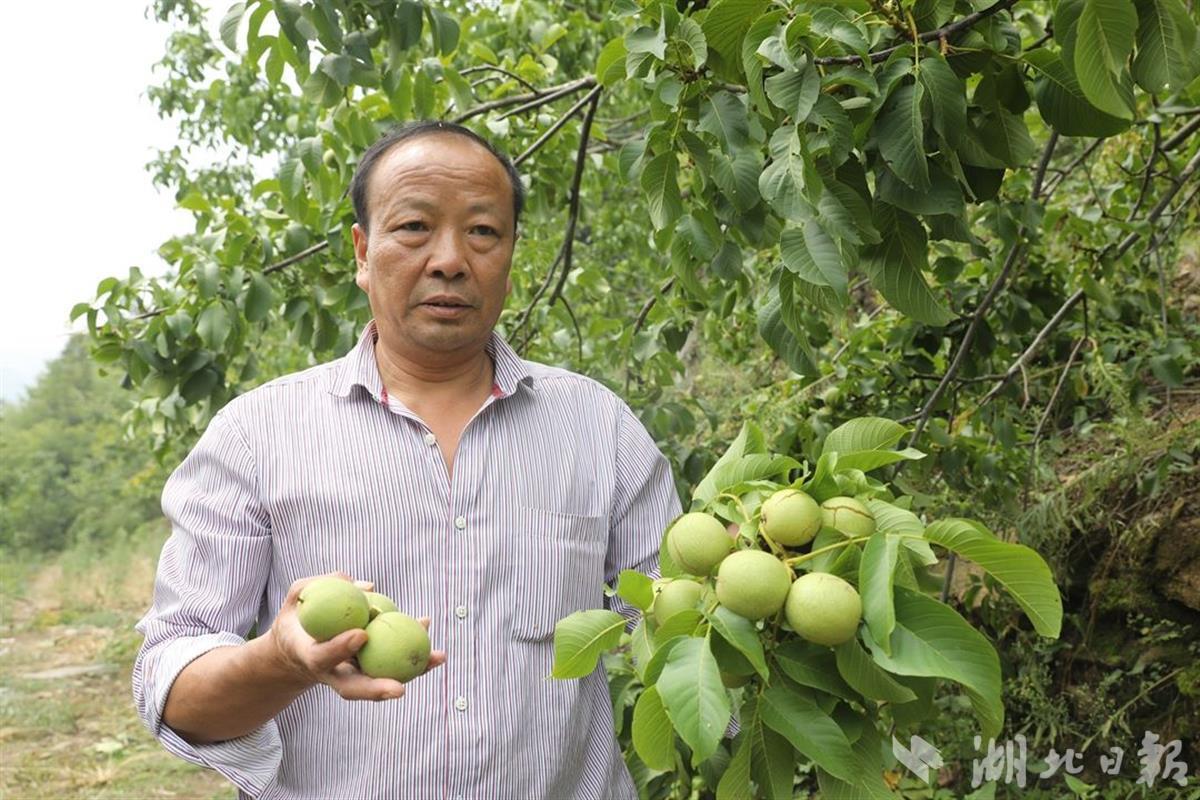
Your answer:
[266,573,447,702]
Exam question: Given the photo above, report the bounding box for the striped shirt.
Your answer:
[133,322,681,799]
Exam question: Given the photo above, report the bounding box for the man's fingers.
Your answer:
[308,629,368,672]
[418,617,431,630]
[353,579,375,592]
[426,650,447,672]
[327,664,407,701]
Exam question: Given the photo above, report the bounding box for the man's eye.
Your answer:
[397,221,427,232]
[470,225,498,237]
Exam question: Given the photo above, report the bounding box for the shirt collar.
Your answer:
[329,321,535,403]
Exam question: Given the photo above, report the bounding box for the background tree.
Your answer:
[70,0,1200,795]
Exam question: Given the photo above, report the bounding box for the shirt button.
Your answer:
[455,605,468,619]
[423,432,437,446]
[454,516,467,530]
[454,696,468,712]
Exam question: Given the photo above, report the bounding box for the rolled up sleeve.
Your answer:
[132,409,280,796]
[605,402,682,624]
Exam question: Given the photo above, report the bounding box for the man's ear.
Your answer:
[352,223,369,290]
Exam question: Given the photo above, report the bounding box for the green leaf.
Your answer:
[703,0,771,70]
[655,609,705,646]
[918,54,966,147]
[1132,0,1200,93]
[197,303,232,350]
[923,519,1063,637]
[694,422,767,505]
[975,109,1038,168]
[834,638,916,702]
[1075,0,1137,118]
[302,69,342,108]
[863,586,1003,738]
[642,153,683,231]
[758,287,819,377]
[877,162,964,218]
[780,220,848,298]
[181,367,220,403]
[426,7,460,55]
[876,82,929,191]
[743,12,786,115]
[712,151,762,212]
[775,639,859,701]
[551,609,625,678]
[1025,50,1133,136]
[657,636,731,765]
[1150,354,1185,387]
[822,417,911,464]
[697,454,801,508]
[617,570,655,611]
[707,606,769,679]
[243,275,276,323]
[319,54,352,87]
[765,64,820,122]
[859,532,899,653]
[716,733,753,800]
[760,683,859,783]
[627,17,668,59]
[632,686,676,771]
[596,37,628,87]
[677,17,708,68]
[862,205,954,326]
[810,8,870,62]
[747,699,795,800]
[699,91,750,152]
[220,2,246,51]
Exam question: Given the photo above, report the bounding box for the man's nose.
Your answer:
[425,228,468,279]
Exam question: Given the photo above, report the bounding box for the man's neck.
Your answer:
[372,337,495,414]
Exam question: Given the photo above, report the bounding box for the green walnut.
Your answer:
[785,572,863,646]
[666,512,733,576]
[653,579,703,625]
[820,497,877,538]
[357,612,431,682]
[297,577,370,642]
[715,550,792,621]
[761,489,823,547]
[364,591,398,620]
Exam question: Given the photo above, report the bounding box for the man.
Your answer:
[133,121,681,799]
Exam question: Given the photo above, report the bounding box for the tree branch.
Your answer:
[452,76,595,124]
[905,132,1058,447]
[460,65,541,94]
[632,278,677,338]
[547,88,603,310]
[263,240,330,275]
[514,84,604,166]
[814,0,1020,66]
[497,77,597,122]
[1162,114,1200,152]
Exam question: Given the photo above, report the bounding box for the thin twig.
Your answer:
[497,77,597,122]
[1128,120,1163,221]
[452,76,594,124]
[559,294,585,363]
[905,131,1059,447]
[546,89,603,309]
[631,278,677,337]
[1162,115,1200,152]
[514,84,604,166]
[460,65,541,94]
[263,240,330,275]
[814,0,1020,65]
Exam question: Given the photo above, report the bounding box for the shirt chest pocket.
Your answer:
[509,506,608,642]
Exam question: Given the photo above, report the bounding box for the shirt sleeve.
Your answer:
[131,409,281,797]
[605,402,683,625]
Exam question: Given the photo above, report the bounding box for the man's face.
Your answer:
[352,134,516,360]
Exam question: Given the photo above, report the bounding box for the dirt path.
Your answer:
[0,557,234,799]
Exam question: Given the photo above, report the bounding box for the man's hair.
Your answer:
[350,120,525,235]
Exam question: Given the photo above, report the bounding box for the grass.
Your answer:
[0,523,234,799]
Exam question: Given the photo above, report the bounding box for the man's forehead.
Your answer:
[369,136,511,198]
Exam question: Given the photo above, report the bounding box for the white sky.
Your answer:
[0,1,200,402]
